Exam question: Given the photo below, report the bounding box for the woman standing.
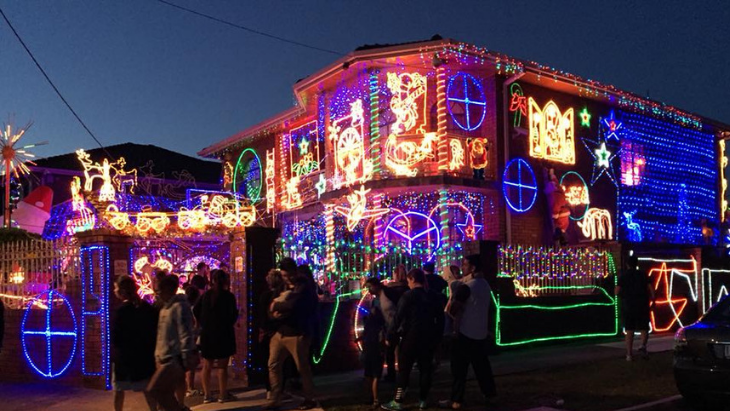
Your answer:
[197,270,239,404]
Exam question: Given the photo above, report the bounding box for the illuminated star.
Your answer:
[315,173,327,198]
[582,138,620,187]
[298,138,310,155]
[580,107,591,127]
[647,262,691,332]
[595,143,611,168]
[603,111,623,141]
[456,221,483,241]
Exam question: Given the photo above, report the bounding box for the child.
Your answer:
[360,277,386,408]
[445,283,471,336]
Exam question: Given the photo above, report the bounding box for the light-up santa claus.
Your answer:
[10,185,53,235]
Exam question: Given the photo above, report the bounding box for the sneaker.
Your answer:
[419,400,428,409]
[299,399,318,410]
[218,393,236,403]
[185,389,200,398]
[638,346,649,359]
[203,396,215,404]
[372,400,381,409]
[625,354,633,362]
[381,400,403,411]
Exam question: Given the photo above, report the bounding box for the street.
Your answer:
[0,335,691,411]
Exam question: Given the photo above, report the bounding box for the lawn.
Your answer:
[319,351,678,411]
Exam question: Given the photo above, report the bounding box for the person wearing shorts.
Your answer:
[196,270,238,404]
[616,255,655,361]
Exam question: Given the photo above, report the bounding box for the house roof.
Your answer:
[34,142,221,184]
[199,37,730,158]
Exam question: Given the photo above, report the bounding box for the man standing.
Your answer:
[440,254,496,410]
[148,275,197,411]
[382,269,444,411]
[361,277,388,407]
[264,258,318,410]
[383,264,409,382]
[616,255,654,361]
[423,262,448,296]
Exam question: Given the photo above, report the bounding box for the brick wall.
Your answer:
[0,279,84,386]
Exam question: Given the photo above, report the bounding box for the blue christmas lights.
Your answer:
[80,245,111,389]
[446,72,487,131]
[503,158,537,213]
[21,290,78,378]
[618,112,716,244]
[384,211,441,258]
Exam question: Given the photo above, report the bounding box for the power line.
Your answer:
[0,5,112,157]
[154,0,343,56]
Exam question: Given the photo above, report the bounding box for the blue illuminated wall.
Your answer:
[619,113,716,244]
[80,245,111,389]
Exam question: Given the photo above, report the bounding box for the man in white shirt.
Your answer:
[439,254,496,410]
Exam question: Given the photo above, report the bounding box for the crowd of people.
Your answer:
[110,262,238,411]
[97,249,660,411]
[254,254,497,410]
[0,245,655,411]
[356,255,496,410]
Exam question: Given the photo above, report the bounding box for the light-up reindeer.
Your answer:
[623,211,642,242]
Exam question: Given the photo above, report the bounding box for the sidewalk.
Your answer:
[0,335,676,411]
[191,334,676,410]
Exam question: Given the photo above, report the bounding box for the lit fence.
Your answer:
[498,245,615,297]
[279,241,465,297]
[0,238,80,309]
